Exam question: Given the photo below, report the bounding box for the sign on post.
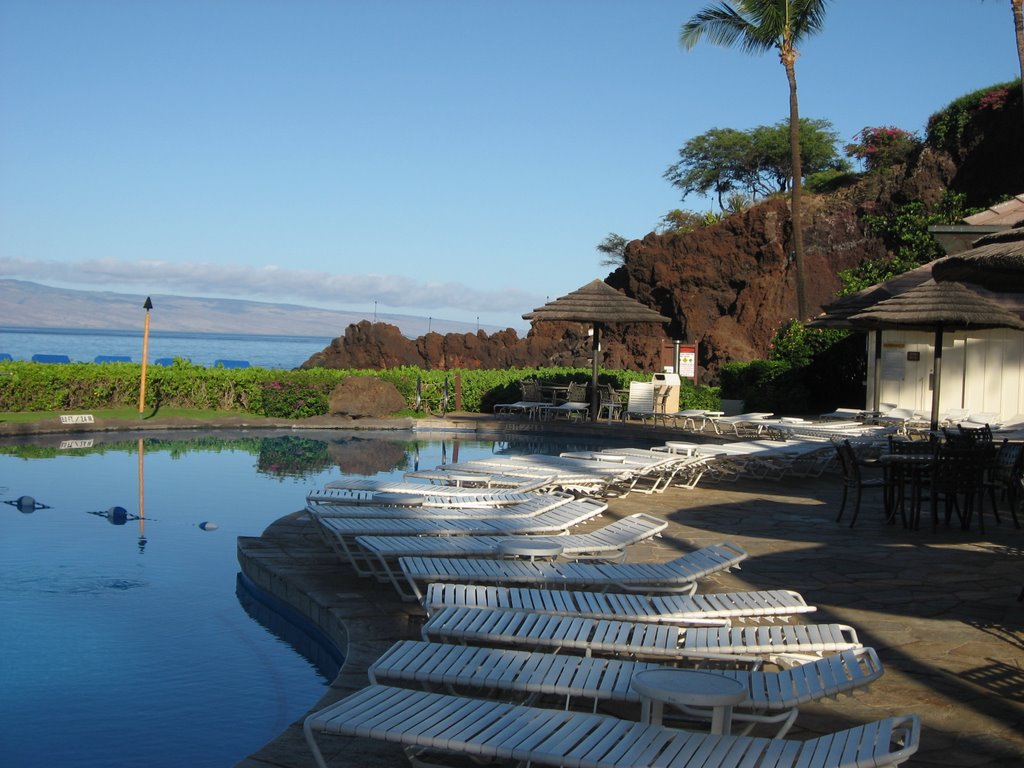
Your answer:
[678,345,698,384]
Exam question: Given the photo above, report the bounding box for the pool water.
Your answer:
[0,429,607,768]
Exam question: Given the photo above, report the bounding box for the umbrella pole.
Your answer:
[931,328,944,432]
[872,330,882,413]
[591,323,601,422]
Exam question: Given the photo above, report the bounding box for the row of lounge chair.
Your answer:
[299,444,920,768]
[301,534,919,766]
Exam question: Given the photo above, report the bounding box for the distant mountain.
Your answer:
[0,280,502,338]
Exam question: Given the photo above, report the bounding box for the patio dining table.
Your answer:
[878,453,935,529]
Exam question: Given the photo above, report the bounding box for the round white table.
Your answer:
[495,538,563,561]
[370,492,424,507]
[631,668,747,735]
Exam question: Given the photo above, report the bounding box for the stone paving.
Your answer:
[236,439,1024,768]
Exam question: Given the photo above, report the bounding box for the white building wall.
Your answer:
[865,328,1024,424]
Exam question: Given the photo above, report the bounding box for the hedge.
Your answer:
[0,360,720,419]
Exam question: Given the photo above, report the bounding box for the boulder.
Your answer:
[328,376,407,418]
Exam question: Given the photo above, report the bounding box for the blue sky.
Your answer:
[0,1,1017,332]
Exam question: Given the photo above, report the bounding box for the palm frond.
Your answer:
[680,2,771,54]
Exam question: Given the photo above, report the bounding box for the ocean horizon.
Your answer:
[0,326,336,370]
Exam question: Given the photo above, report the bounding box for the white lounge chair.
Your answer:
[708,412,775,436]
[421,583,816,625]
[421,605,861,665]
[306,491,573,519]
[424,456,622,496]
[303,685,920,768]
[316,499,607,599]
[537,381,590,421]
[622,380,660,424]
[564,449,711,493]
[309,479,553,506]
[369,640,885,737]
[351,514,667,592]
[358,511,664,567]
[398,542,748,601]
[492,378,550,419]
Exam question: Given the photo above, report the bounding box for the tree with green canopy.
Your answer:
[664,118,844,209]
[681,0,831,321]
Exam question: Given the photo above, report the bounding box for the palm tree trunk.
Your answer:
[1013,0,1024,122]
[784,57,808,320]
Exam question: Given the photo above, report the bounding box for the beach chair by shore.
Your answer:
[369,640,885,737]
[303,686,920,768]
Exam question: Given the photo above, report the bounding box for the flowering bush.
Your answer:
[845,126,920,172]
[927,79,1021,148]
[977,86,1010,111]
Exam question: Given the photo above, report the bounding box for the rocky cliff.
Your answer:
[302,84,1022,381]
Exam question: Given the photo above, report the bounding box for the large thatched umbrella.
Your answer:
[523,279,670,421]
[847,280,1024,430]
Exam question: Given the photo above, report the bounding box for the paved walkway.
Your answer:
[236,448,1024,767]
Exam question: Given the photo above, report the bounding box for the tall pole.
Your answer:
[138,297,153,415]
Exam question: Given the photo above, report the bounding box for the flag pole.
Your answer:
[138,297,153,415]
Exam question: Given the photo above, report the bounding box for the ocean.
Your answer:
[0,327,335,371]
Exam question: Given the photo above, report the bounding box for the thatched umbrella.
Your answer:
[523,279,670,421]
[848,280,1024,430]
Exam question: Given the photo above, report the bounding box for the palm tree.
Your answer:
[1013,0,1024,120]
[680,0,830,321]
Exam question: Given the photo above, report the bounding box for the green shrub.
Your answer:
[0,360,719,418]
[927,79,1021,151]
[804,169,860,194]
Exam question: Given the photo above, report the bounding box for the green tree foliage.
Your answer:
[681,0,831,321]
[838,192,978,295]
[595,232,630,267]
[664,118,845,210]
[768,319,848,368]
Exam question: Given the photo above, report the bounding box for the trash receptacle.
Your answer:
[652,372,681,415]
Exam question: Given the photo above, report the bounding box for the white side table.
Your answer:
[495,538,563,561]
[443,473,492,488]
[631,668,746,735]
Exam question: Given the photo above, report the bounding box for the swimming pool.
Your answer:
[0,429,609,767]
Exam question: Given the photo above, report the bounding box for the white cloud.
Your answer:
[0,257,540,314]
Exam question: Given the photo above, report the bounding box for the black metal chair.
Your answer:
[884,437,939,529]
[930,443,994,531]
[834,439,886,527]
[983,439,1022,529]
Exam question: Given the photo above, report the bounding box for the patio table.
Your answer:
[878,453,935,529]
[632,668,746,734]
[496,538,563,561]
